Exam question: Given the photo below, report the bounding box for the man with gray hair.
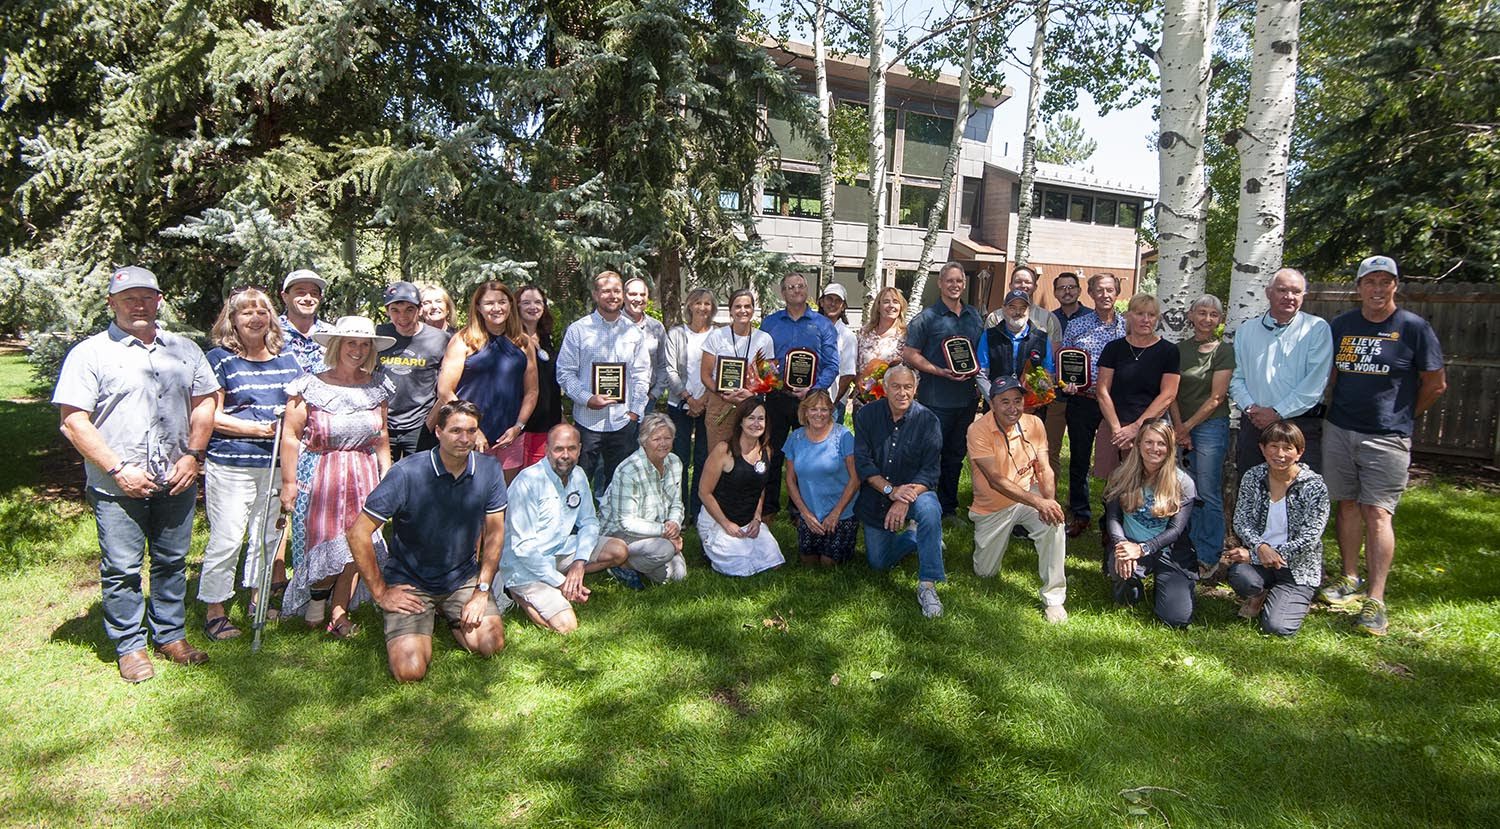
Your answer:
[54,266,219,682]
[600,412,689,588]
[1228,267,1333,474]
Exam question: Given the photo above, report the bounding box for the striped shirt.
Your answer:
[279,315,333,374]
[600,448,685,538]
[206,348,302,467]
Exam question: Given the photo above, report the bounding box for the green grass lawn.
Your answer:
[1,353,1497,827]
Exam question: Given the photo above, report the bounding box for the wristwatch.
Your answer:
[188,448,207,463]
[881,483,894,497]
[475,582,491,593]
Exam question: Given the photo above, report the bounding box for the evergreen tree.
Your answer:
[1036,113,1098,168]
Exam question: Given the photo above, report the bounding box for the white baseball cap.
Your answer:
[282,269,327,292]
[1356,255,1399,282]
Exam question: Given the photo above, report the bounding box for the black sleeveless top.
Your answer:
[714,453,767,525]
[525,332,564,434]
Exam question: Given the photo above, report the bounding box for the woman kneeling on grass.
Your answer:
[783,389,859,566]
[1224,421,1329,636]
[1103,419,1199,628]
[697,398,785,576]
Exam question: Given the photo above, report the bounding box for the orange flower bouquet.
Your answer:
[854,358,891,403]
[746,356,784,394]
[1022,360,1056,409]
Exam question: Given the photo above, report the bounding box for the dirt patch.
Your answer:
[1410,454,1500,491]
[709,683,754,717]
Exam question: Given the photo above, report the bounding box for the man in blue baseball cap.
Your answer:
[377,280,453,460]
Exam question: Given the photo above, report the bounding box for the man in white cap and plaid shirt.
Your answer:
[53,266,219,683]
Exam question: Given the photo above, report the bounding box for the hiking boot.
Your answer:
[916,583,944,618]
[1354,597,1389,636]
[1319,574,1366,606]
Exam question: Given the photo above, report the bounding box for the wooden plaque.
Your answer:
[942,336,977,376]
[1058,348,1092,389]
[715,356,747,392]
[783,348,818,390]
[592,362,626,403]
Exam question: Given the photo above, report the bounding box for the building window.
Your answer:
[1118,201,1140,228]
[766,96,818,163]
[835,181,870,224]
[960,176,982,226]
[1093,198,1117,226]
[902,112,955,179]
[762,170,822,218]
[1068,194,1092,223]
[1043,190,1068,220]
[897,183,947,228]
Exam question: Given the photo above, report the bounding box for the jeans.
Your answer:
[88,486,197,655]
[579,421,639,501]
[863,491,946,582]
[1227,562,1316,637]
[1065,396,1104,520]
[1184,417,1230,565]
[199,461,280,604]
[1108,542,1197,628]
[668,404,708,519]
[927,399,978,516]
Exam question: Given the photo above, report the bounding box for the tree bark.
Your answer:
[1154,0,1217,340]
[1227,0,1301,335]
[905,16,977,319]
[1013,0,1048,269]
[862,0,889,302]
[814,0,836,293]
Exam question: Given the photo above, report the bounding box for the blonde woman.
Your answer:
[198,288,302,639]
[279,316,396,638]
[1095,293,1179,479]
[416,282,458,332]
[664,287,717,517]
[1102,420,1198,628]
[856,286,908,370]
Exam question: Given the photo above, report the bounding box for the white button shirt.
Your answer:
[500,460,600,588]
[556,310,652,432]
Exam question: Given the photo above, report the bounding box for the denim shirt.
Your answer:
[852,399,942,526]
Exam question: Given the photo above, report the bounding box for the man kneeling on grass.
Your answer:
[967,376,1070,623]
[501,424,630,633]
[347,400,507,682]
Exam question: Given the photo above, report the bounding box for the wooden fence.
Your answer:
[1302,282,1500,464]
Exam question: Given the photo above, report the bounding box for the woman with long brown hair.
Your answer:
[515,284,563,467]
[696,398,784,576]
[1102,419,1198,628]
[432,281,538,482]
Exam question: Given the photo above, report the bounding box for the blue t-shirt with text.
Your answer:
[1328,308,1443,436]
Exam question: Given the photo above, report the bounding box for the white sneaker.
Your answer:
[916,584,944,618]
[1044,604,1068,624]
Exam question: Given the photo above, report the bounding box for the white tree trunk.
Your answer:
[813,0,836,291]
[1013,0,1048,268]
[905,17,977,319]
[1154,0,1218,340]
[862,0,888,301]
[1226,0,1301,335]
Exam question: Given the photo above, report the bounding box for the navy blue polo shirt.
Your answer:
[363,448,508,594]
[905,301,983,409]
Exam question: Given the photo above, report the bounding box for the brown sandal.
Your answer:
[325,617,359,639]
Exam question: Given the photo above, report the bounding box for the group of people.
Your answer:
[54,253,1443,684]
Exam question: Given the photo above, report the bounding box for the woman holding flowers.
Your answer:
[700,288,775,449]
[853,287,908,412]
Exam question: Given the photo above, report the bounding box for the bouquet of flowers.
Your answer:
[853,358,891,403]
[746,356,783,394]
[1021,357,1056,409]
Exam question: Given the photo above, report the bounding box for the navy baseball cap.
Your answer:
[383,281,421,306]
[1003,289,1031,307]
[989,375,1025,398]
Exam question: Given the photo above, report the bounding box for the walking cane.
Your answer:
[251,407,288,654]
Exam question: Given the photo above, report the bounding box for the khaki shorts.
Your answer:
[1322,422,1412,514]
[505,537,616,621]
[382,581,509,641]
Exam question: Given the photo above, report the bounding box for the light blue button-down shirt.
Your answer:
[556,310,652,431]
[500,459,600,588]
[1229,311,1333,418]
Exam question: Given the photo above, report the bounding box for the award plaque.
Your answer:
[1058,348,1092,389]
[783,348,818,390]
[942,336,977,376]
[593,362,626,403]
[715,356,747,392]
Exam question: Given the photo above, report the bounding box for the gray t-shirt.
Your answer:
[52,323,219,495]
[377,322,453,433]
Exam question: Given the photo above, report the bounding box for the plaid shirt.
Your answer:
[600,448,685,537]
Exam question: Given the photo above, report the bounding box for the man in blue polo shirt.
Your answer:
[758,271,841,515]
[346,400,509,682]
[902,261,983,526]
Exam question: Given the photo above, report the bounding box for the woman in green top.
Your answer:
[1170,295,1235,575]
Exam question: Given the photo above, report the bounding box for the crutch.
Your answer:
[251,407,288,654]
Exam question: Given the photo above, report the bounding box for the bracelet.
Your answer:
[107,462,126,476]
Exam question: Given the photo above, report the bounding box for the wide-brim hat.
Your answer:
[312,315,397,350]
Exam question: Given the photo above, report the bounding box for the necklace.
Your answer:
[1127,337,1155,361]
